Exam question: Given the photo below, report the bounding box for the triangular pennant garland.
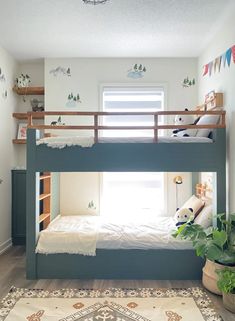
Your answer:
[203,44,235,76]
[225,48,232,67]
[203,64,209,76]
[214,57,220,73]
[231,45,235,63]
[222,52,227,68]
[208,61,213,77]
[218,55,222,72]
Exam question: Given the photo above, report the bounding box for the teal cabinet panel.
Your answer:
[12,170,26,245]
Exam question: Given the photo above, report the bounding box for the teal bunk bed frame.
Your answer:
[26,111,226,279]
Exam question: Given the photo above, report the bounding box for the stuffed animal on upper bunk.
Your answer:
[172,108,197,137]
[175,207,194,228]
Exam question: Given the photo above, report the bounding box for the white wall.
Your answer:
[0,46,18,253]
[16,59,44,166]
[45,58,197,216]
[198,3,235,213]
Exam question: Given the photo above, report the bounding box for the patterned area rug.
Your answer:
[0,287,223,321]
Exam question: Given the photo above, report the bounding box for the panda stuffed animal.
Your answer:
[172,108,197,137]
[175,207,194,227]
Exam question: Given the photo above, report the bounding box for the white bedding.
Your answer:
[37,136,212,149]
[36,215,193,255]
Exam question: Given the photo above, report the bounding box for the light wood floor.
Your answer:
[0,246,234,321]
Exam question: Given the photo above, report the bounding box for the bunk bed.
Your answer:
[26,110,226,280]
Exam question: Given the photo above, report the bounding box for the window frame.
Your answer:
[99,83,168,216]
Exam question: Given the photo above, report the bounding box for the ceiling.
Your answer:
[0,0,233,60]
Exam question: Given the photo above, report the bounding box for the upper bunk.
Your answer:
[26,110,226,173]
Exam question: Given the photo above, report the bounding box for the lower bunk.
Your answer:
[36,249,204,280]
[32,215,205,279]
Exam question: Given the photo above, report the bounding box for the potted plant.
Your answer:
[15,74,31,102]
[216,268,235,313]
[15,73,31,88]
[173,214,235,295]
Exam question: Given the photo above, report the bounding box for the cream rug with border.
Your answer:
[0,287,223,321]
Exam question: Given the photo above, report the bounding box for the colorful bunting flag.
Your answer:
[214,57,221,73]
[222,52,227,68]
[225,48,232,67]
[231,45,235,63]
[218,55,222,72]
[203,64,209,76]
[203,44,235,76]
[208,61,213,77]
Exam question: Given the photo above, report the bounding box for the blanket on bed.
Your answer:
[36,216,98,256]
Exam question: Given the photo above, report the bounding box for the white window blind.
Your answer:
[101,172,165,217]
[102,85,165,137]
[101,85,166,217]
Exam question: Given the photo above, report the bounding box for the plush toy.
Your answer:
[175,207,194,227]
[172,108,197,137]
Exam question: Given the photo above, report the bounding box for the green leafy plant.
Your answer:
[15,74,31,88]
[216,268,235,294]
[173,213,235,266]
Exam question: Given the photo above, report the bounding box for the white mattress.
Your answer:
[36,215,193,255]
[37,136,212,148]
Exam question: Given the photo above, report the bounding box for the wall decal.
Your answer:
[50,116,65,126]
[203,44,235,77]
[0,68,7,100]
[50,66,71,77]
[2,90,7,99]
[127,64,146,79]
[0,68,6,82]
[182,77,195,88]
[66,92,81,107]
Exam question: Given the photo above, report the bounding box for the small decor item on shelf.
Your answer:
[30,99,44,112]
[15,74,31,88]
[15,74,31,102]
[17,123,27,139]
[182,77,195,88]
[66,92,81,107]
[127,64,147,79]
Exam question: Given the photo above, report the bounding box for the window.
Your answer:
[101,85,165,137]
[101,85,166,217]
[101,172,165,217]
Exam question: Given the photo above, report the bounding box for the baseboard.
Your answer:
[0,239,12,255]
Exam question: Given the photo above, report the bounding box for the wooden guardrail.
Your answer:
[27,110,226,143]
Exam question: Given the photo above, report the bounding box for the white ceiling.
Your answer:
[0,0,233,60]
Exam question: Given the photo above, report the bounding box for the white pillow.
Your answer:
[174,195,204,219]
[194,205,213,228]
[196,115,220,137]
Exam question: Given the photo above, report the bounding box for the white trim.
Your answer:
[0,238,12,255]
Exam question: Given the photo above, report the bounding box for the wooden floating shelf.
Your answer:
[39,193,51,201]
[13,112,45,120]
[39,213,51,223]
[13,86,44,95]
[12,139,26,144]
